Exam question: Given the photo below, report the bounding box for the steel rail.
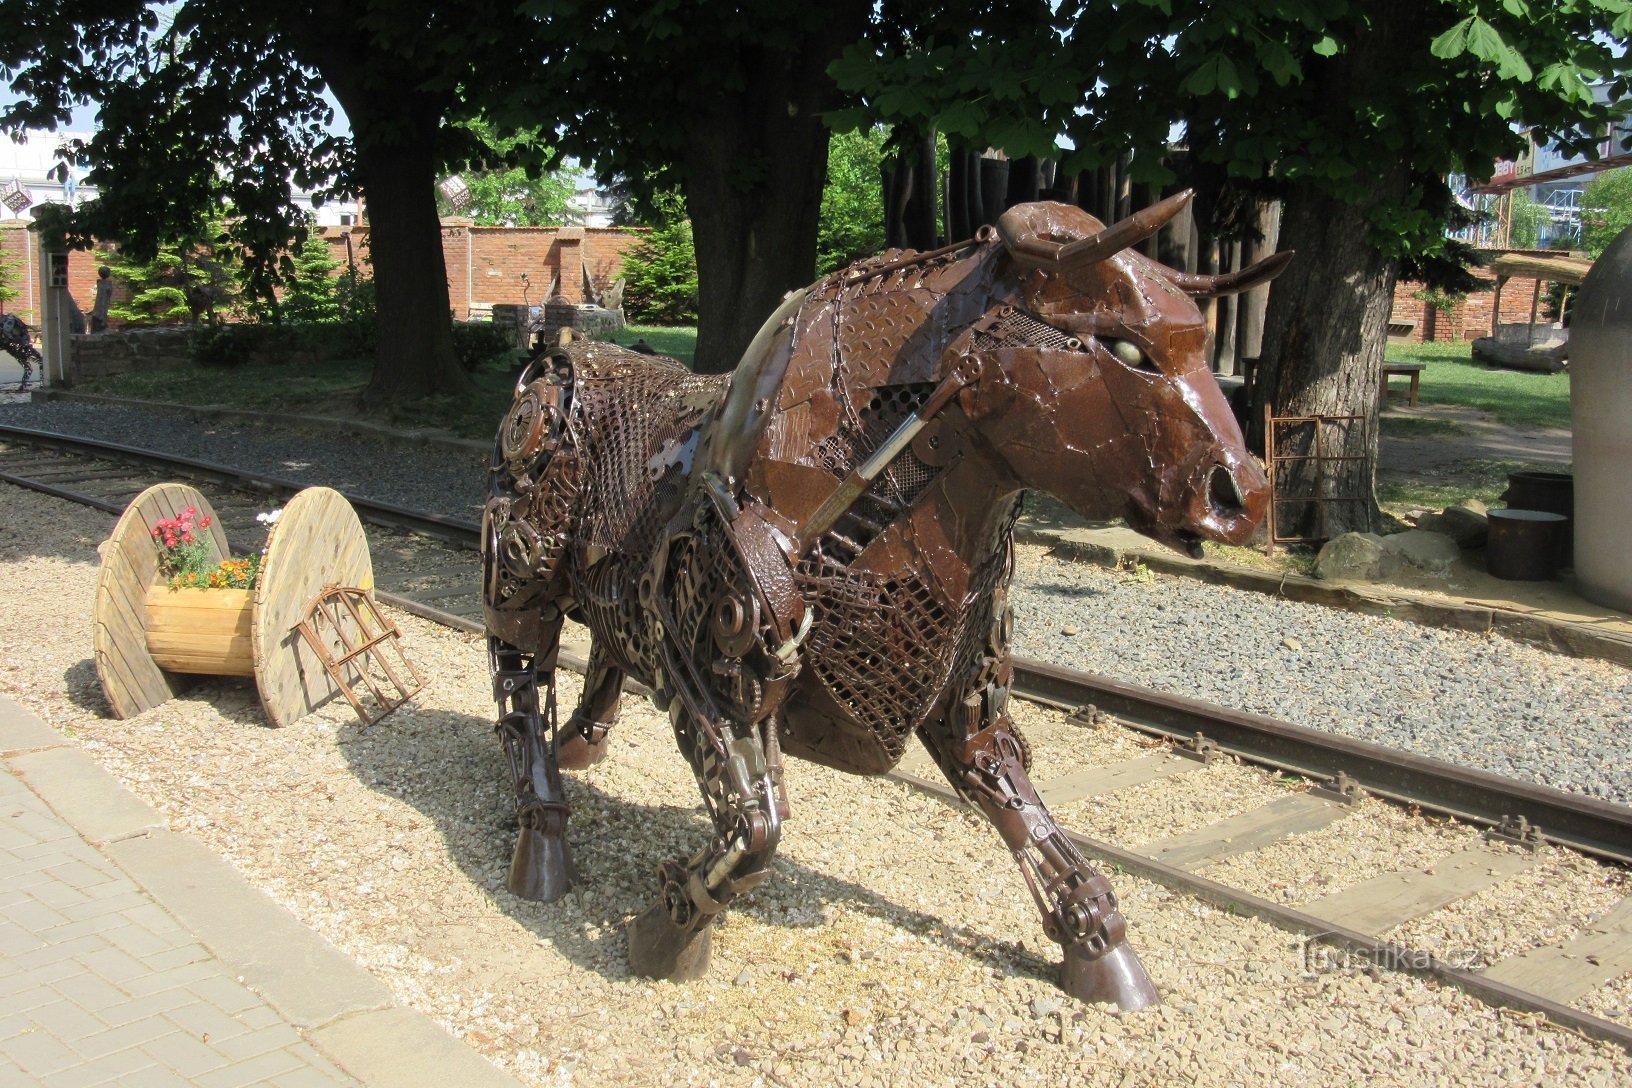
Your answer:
[0,424,481,546]
[5,421,1629,863]
[3,430,1631,1050]
[1013,659,1632,866]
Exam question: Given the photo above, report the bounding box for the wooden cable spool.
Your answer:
[93,483,376,727]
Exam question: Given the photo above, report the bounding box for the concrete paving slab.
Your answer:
[0,694,523,1087]
[0,692,69,754]
[10,746,165,844]
[309,1008,523,1088]
[105,830,396,1030]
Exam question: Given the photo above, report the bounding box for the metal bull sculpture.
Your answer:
[481,192,1290,1010]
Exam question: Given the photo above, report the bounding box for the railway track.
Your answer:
[3,422,1630,1049]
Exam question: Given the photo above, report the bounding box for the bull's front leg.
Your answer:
[625,684,783,981]
[490,633,576,902]
[919,685,1160,1011]
[557,641,623,770]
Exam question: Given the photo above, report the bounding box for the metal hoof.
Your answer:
[626,900,712,981]
[556,730,610,771]
[1061,942,1160,1012]
[506,822,576,902]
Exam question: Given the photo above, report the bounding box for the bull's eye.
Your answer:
[1103,338,1155,371]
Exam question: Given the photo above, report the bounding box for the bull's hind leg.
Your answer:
[490,633,576,902]
[920,687,1159,1011]
[626,693,782,981]
[557,642,623,770]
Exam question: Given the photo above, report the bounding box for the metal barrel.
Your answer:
[1504,470,1574,567]
[1486,508,1567,581]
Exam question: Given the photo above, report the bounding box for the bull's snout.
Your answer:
[1207,464,1247,518]
[1197,457,1269,546]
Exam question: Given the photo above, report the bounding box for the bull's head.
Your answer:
[964,192,1288,557]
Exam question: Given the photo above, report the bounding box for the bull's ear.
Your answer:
[997,190,1193,273]
[1157,250,1295,298]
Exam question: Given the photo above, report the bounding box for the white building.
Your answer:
[1,131,97,219]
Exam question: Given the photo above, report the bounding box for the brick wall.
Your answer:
[1,221,108,328]
[1391,249,1574,344]
[4,219,644,331]
[317,222,644,321]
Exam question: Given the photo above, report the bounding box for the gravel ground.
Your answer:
[7,397,1627,807]
[0,398,491,521]
[1012,549,1632,805]
[4,481,1632,1086]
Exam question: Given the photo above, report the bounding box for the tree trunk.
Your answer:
[1247,0,1425,540]
[1213,239,1240,374]
[1252,184,1403,538]
[1238,200,1281,364]
[979,156,1010,229]
[1005,156,1039,208]
[301,39,468,409]
[355,136,469,406]
[681,7,867,374]
[907,128,940,250]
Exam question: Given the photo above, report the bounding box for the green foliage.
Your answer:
[817,128,887,275]
[438,120,579,226]
[0,1,545,402]
[192,325,288,368]
[335,273,378,358]
[835,0,1632,264]
[103,231,239,327]
[620,197,699,325]
[0,243,19,308]
[450,321,514,372]
[1509,189,1549,250]
[1580,168,1632,258]
[1410,288,1463,316]
[277,231,343,324]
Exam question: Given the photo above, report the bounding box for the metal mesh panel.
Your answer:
[973,310,1077,352]
[571,346,726,551]
[796,548,960,759]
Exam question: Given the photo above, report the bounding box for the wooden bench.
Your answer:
[1381,362,1424,407]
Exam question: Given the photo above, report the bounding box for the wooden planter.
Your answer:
[143,586,255,675]
[93,482,379,727]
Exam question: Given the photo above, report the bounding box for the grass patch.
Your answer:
[1376,458,1568,514]
[611,325,697,365]
[80,356,370,412]
[76,324,704,441]
[1384,341,1570,430]
[1378,416,1467,438]
[1206,541,1319,576]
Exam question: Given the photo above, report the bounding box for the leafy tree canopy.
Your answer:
[438,119,580,226]
[836,0,1632,259]
[0,1,548,401]
[817,127,888,275]
[1581,166,1632,257]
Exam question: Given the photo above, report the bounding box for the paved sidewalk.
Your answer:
[0,694,520,1088]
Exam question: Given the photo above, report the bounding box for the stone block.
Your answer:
[1381,528,1463,573]
[1313,532,1401,582]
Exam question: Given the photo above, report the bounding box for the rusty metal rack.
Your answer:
[296,586,425,725]
[1262,404,1370,555]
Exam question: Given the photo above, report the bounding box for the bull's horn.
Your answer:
[997,190,1194,273]
[1157,250,1296,297]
